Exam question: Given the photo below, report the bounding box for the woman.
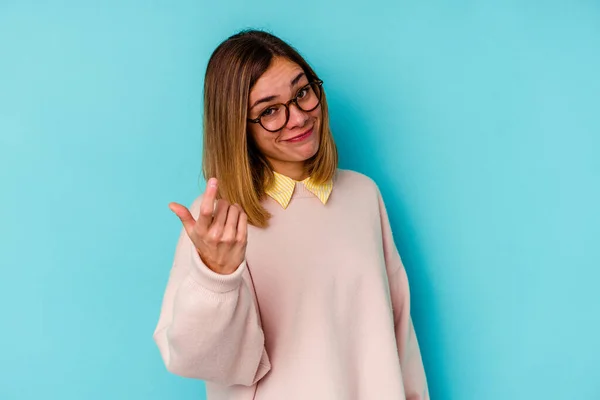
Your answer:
[153,29,429,400]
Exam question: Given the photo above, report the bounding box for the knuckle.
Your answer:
[209,229,221,241]
[220,228,235,243]
[221,236,235,245]
[200,206,212,216]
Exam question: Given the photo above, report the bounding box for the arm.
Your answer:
[153,196,271,386]
[377,189,429,400]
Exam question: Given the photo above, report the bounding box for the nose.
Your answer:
[285,102,309,130]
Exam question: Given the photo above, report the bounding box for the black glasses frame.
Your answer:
[247,79,324,132]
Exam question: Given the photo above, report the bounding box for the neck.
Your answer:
[270,161,308,181]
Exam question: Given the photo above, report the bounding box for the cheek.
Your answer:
[311,112,322,136]
[249,126,278,153]
[311,108,322,126]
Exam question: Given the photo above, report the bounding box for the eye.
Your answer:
[296,87,309,99]
[261,106,278,117]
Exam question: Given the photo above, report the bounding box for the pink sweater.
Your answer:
[153,169,429,399]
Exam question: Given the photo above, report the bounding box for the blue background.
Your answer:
[1,1,599,399]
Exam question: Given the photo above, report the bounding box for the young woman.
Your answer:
[153,30,429,400]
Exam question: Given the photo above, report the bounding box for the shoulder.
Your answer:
[333,169,384,209]
[334,169,381,195]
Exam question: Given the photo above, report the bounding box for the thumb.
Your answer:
[169,202,196,236]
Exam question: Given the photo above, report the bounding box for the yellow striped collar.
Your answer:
[265,171,333,209]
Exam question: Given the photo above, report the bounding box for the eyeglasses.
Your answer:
[248,80,323,132]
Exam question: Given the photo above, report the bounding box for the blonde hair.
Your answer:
[202,30,338,228]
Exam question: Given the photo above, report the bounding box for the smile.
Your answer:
[284,128,313,143]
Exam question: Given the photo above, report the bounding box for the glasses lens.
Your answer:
[296,82,321,112]
[258,82,322,132]
[261,104,288,131]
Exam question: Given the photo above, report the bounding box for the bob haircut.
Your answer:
[202,29,338,228]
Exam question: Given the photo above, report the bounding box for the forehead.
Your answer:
[249,57,305,102]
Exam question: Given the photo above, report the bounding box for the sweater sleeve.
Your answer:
[153,196,271,386]
[377,189,429,400]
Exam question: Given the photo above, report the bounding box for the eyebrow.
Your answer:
[250,71,306,111]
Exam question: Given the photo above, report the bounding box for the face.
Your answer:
[247,57,321,179]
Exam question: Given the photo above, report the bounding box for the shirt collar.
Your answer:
[265,171,333,209]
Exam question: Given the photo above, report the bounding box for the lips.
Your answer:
[284,127,313,142]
